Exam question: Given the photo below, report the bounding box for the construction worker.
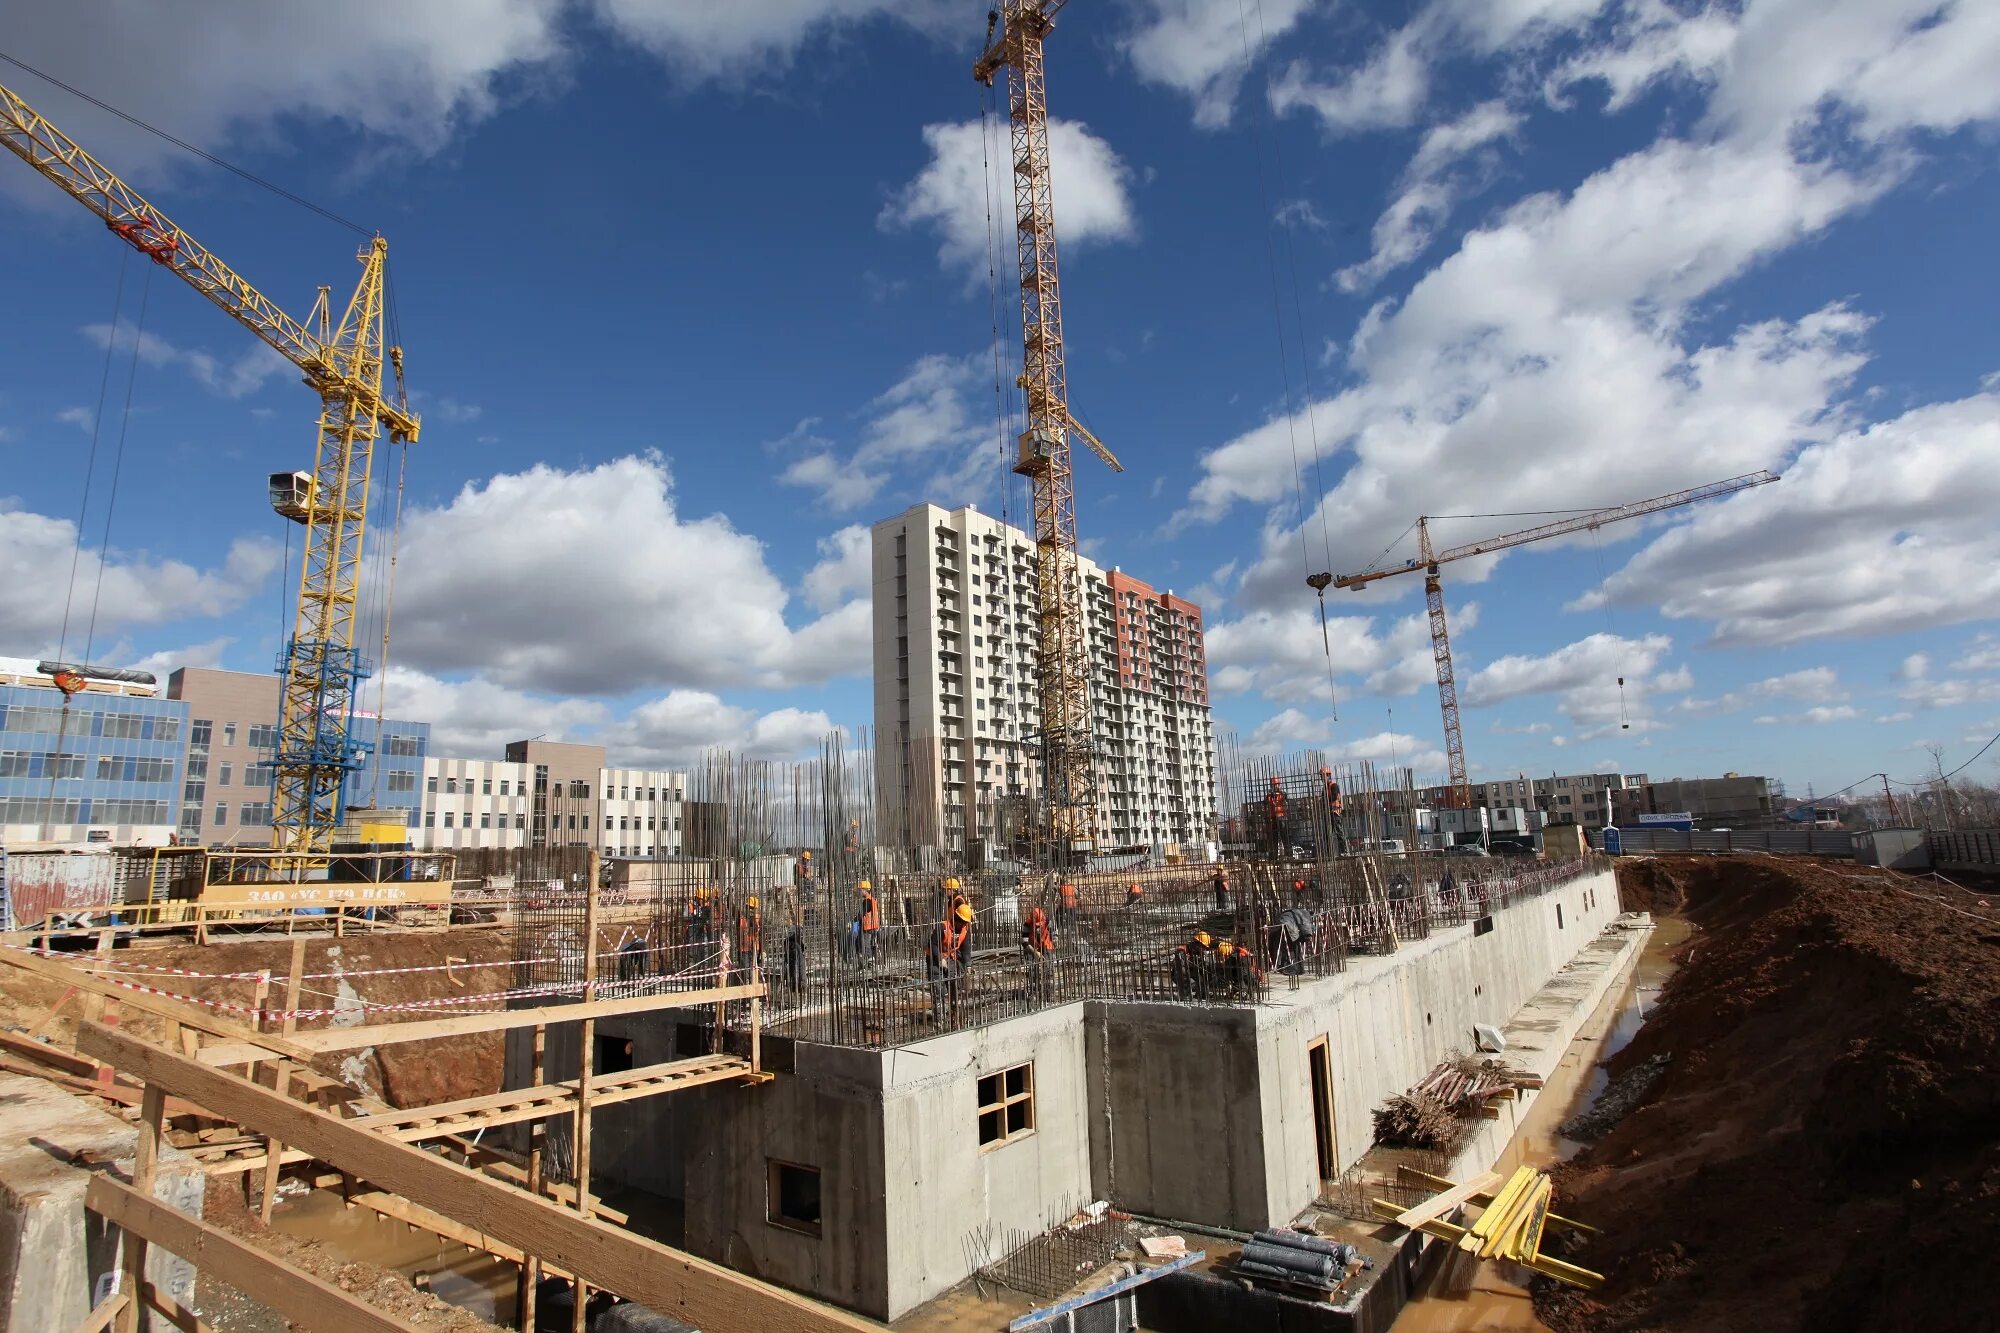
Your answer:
[1021,899,1055,1001]
[1264,777,1290,858]
[1217,938,1264,998]
[734,896,763,980]
[1171,930,1215,1000]
[615,926,649,983]
[1319,766,1349,855]
[793,849,815,898]
[1210,866,1228,913]
[1056,880,1080,937]
[685,886,716,953]
[931,899,974,1024]
[1125,881,1144,909]
[856,879,881,962]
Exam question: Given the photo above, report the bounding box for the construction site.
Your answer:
[3,3,1998,1333]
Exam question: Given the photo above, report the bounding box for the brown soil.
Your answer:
[0,928,519,1107]
[1538,855,2000,1333]
[202,1177,503,1332]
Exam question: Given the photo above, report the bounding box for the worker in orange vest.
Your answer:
[1172,930,1215,1000]
[1056,880,1079,936]
[1021,899,1055,1000]
[1265,777,1290,858]
[856,879,881,961]
[1125,881,1144,909]
[1319,766,1348,855]
[931,899,974,1024]
[734,896,763,978]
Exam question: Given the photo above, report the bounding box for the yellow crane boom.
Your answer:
[1312,470,1779,809]
[977,0,1120,862]
[1,77,419,857]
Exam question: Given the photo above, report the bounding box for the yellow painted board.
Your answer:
[1370,1201,1604,1291]
[1514,1180,1553,1261]
[1460,1166,1536,1254]
[1487,1177,1550,1259]
[1395,1166,1599,1235]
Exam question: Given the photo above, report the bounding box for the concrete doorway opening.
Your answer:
[1307,1035,1338,1183]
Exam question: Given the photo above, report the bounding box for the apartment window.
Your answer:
[516,813,526,830]
[424,812,435,828]
[481,812,492,829]
[387,770,416,793]
[444,812,455,828]
[483,778,493,796]
[387,734,422,757]
[213,803,228,826]
[223,723,237,746]
[218,762,233,786]
[427,775,438,795]
[500,779,511,796]
[977,1063,1035,1147]
[766,1160,822,1237]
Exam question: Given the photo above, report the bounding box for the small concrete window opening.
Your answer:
[768,1160,822,1237]
[595,1035,634,1075]
[1307,1036,1338,1183]
[978,1062,1035,1147]
[1557,903,1566,930]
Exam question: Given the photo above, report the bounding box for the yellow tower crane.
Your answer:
[976,1,1124,863]
[0,78,419,858]
[1309,471,1779,809]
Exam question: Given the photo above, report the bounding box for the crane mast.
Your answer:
[1316,471,1779,810]
[976,0,1101,860]
[0,79,418,859]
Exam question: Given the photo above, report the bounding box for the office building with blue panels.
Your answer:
[167,668,428,845]
[0,660,189,845]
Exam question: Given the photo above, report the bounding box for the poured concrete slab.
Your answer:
[0,1073,203,1333]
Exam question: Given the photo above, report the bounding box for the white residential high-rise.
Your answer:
[871,502,1217,857]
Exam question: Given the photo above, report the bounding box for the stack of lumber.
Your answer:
[1232,1229,1363,1296]
[1411,1059,1544,1117]
[1371,1091,1461,1149]
[1368,1165,1604,1291]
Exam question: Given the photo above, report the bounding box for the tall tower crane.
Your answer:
[1,79,419,858]
[1311,470,1779,809]
[976,2,1124,862]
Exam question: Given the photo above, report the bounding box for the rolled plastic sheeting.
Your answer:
[1254,1229,1349,1260]
[1235,1259,1336,1289]
[1239,1241,1335,1279]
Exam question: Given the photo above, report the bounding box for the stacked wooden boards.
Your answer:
[1369,1164,1605,1290]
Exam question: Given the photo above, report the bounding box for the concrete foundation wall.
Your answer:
[1086,1001,1270,1231]
[1251,866,1621,1225]
[880,1003,1096,1318]
[0,1075,203,1333]
[680,1039,892,1317]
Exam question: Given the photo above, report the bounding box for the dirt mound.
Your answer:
[1611,858,1685,914]
[1539,855,2000,1333]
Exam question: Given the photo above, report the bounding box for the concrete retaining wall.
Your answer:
[0,1074,202,1333]
[569,866,1623,1321]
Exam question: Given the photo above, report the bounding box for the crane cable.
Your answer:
[1232,0,1336,723]
[55,247,131,668]
[980,79,1013,531]
[82,262,153,666]
[0,50,370,236]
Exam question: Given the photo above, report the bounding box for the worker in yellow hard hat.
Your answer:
[929,894,975,1025]
[1173,930,1216,1000]
[685,885,716,952]
[733,895,763,981]
[854,879,881,962]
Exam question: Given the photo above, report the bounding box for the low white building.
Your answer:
[418,757,532,849]
[599,766,687,860]
[416,755,688,857]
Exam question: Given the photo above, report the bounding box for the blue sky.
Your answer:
[3,1,1998,801]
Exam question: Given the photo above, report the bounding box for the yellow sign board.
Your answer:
[199,880,453,910]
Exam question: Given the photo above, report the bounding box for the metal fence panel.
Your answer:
[5,849,121,928]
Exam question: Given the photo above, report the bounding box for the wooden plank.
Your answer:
[1367,1200,1603,1291]
[1484,1176,1548,1260]
[118,1084,165,1333]
[346,1054,751,1136]
[1390,1170,1503,1230]
[260,938,308,1223]
[79,1022,876,1333]
[66,1292,129,1333]
[196,981,769,1063]
[1395,1165,1598,1234]
[1460,1167,1535,1255]
[86,1176,423,1333]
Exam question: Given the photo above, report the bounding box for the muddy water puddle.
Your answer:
[1390,915,1689,1332]
[271,1188,519,1323]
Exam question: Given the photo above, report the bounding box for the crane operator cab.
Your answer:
[269,470,314,523]
[1014,427,1057,478]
